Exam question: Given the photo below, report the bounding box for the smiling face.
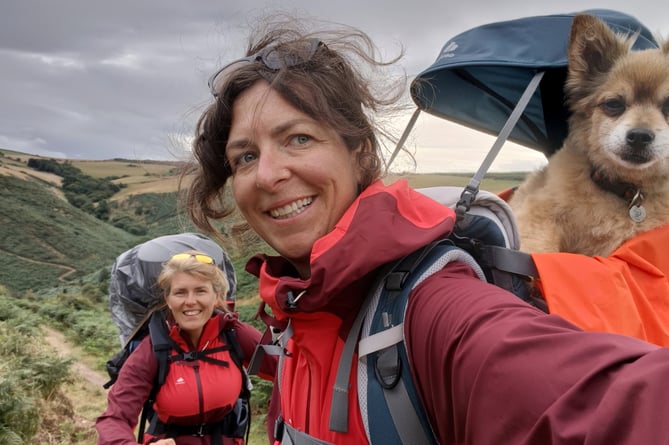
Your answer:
[227,81,365,277]
[165,272,218,346]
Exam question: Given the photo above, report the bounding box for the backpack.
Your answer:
[255,186,542,444]
[353,186,542,444]
[107,232,237,348]
[103,233,250,443]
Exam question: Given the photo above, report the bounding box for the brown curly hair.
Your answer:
[181,15,405,241]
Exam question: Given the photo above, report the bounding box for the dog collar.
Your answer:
[590,169,639,201]
[590,168,646,222]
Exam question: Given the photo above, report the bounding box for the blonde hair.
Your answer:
[157,251,230,311]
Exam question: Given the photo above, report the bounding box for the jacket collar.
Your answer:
[247,179,456,318]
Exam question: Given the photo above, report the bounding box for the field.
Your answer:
[386,171,526,193]
[68,159,178,178]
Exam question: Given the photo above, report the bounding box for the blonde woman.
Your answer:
[97,252,276,445]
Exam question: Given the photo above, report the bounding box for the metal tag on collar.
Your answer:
[628,190,646,223]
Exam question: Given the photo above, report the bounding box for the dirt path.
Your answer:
[0,248,76,281]
[43,326,108,388]
[40,326,108,444]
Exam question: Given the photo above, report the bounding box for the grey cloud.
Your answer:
[0,0,665,167]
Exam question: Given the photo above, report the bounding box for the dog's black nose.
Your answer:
[626,128,655,149]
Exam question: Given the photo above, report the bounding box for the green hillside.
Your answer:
[0,174,141,292]
[0,150,528,295]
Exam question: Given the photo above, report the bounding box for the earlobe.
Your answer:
[355,139,374,161]
[354,140,372,167]
[355,139,378,189]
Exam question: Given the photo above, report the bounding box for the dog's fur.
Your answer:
[509,14,669,256]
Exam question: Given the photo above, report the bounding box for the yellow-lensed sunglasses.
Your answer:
[170,252,215,265]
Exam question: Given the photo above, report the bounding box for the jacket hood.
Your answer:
[247,179,455,317]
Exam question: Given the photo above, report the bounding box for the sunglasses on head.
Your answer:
[170,252,216,265]
[208,38,324,97]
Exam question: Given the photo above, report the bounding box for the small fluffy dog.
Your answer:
[509,13,669,256]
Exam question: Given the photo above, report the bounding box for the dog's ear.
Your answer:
[568,14,630,81]
[566,14,631,104]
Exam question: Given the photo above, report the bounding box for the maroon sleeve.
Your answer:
[95,337,157,445]
[405,261,669,445]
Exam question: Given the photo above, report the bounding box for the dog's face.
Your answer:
[566,14,669,184]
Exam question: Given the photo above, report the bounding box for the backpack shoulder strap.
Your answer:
[219,314,252,400]
[357,240,486,445]
[217,313,253,443]
[328,240,485,443]
[148,310,172,387]
[134,310,171,443]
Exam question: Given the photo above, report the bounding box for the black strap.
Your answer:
[149,397,249,445]
[137,310,171,443]
[477,244,538,278]
[142,312,251,443]
[168,345,232,368]
[153,421,224,445]
[149,311,172,387]
[137,399,152,443]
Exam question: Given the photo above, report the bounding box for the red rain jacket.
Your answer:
[96,313,275,445]
[250,179,669,445]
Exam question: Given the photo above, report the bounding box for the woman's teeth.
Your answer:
[269,197,313,219]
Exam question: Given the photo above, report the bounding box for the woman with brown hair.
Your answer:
[183,15,669,445]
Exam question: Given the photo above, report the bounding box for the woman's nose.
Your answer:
[184,291,197,304]
[255,147,290,191]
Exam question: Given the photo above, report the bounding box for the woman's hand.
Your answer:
[151,439,176,445]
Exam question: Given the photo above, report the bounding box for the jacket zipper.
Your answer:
[194,363,204,424]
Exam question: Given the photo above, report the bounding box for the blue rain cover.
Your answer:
[410,9,658,156]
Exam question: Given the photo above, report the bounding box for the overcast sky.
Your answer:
[1,0,667,173]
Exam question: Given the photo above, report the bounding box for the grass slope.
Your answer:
[0,150,529,294]
[0,174,140,292]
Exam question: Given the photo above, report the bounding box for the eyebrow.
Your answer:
[270,118,313,137]
[225,138,253,153]
[226,118,316,152]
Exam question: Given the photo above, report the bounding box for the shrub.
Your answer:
[0,378,39,442]
[0,312,72,443]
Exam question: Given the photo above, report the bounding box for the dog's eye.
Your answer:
[662,99,669,116]
[601,99,626,116]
